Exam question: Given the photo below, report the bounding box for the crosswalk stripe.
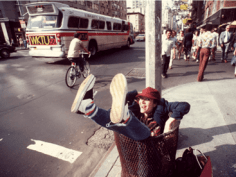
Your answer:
[27,139,82,163]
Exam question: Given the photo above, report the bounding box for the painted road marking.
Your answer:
[27,139,82,163]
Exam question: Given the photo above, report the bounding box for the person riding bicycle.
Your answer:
[67,33,91,73]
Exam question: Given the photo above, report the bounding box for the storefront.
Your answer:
[198,7,236,30]
[0,17,26,46]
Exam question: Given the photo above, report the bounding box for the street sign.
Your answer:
[182,18,192,25]
[180,4,188,10]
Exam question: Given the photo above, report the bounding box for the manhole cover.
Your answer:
[126,68,145,78]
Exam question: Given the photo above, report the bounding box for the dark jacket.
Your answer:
[126,90,191,133]
[230,33,236,48]
[183,32,193,48]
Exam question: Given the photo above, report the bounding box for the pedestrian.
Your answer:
[11,38,15,46]
[71,73,190,141]
[177,30,184,60]
[23,38,27,49]
[219,25,233,63]
[209,28,219,61]
[191,30,199,61]
[169,30,177,69]
[183,28,193,61]
[19,37,23,48]
[229,32,236,76]
[196,24,216,82]
[162,29,175,78]
[67,33,91,73]
[199,27,205,37]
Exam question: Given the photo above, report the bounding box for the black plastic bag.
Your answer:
[175,147,202,177]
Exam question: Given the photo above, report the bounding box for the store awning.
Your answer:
[230,20,236,28]
[218,21,236,28]
[197,23,206,29]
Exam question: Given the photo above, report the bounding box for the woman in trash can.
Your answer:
[71,73,190,141]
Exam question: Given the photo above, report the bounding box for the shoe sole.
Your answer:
[110,73,127,123]
[71,74,95,113]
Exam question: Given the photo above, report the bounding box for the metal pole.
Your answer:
[145,0,162,95]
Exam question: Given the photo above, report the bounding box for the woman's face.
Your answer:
[138,97,157,115]
[180,32,184,36]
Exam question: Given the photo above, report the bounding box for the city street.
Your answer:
[0,42,236,177]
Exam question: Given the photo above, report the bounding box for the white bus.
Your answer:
[25,2,135,61]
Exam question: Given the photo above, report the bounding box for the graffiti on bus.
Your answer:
[29,35,57,45]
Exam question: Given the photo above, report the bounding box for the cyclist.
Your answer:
[67,33,91,73]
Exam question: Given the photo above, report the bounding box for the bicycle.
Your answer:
[65,52,91,88]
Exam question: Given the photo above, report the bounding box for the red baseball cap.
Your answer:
[136,87,161,100]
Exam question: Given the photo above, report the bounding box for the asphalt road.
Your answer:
[0,42,235,177]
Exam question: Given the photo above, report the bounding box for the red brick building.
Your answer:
[191,0,236,30]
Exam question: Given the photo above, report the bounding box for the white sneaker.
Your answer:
[71,74,96,113]
[196,59,199,63]
[110,73,129,123]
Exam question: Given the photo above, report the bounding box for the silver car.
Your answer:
[135,34,145,41]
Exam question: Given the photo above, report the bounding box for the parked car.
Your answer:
[0,43,16,59]
[135,34,145,41]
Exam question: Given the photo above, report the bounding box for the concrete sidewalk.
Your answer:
[90,78,236,177]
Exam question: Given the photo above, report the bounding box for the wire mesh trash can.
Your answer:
[114,127,179,177]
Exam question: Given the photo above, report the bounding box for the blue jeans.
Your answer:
[69,57,84,72]
[221,43,230,60]
[91,107,151,141]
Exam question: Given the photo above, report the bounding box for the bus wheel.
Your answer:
[1,49,10,58]
[89,43,97,57]
[126,40,130,49]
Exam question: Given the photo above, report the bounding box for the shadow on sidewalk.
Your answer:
[178,124,236,176]
[168,71,226,77]
[178,124,236,148]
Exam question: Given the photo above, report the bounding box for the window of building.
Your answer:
[93,3,99,10]
[87,1,92,9]
[220,0,224,8]
[212,0,217,14]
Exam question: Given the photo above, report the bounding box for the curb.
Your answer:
[89,142,117,177]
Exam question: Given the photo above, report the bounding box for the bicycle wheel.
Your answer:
[82,60,90,78]
[65,66,77,88]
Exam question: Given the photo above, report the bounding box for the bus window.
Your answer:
[113,23,121,30]
[79,18,88,28]
[27,15,60,29]
[27,4,54,14]
[91,20,98,29]
[124,25,129,31]
[68,17,80,28]
[92,20,105,29]
[98,21,105,29]
[106,21,111,30]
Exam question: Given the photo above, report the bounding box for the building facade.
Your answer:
[191,0,236,30]
[0,1,25,45]
[0,0,127,46]
[127,12,145,34]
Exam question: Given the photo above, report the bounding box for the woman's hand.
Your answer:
[163,117,180,133]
